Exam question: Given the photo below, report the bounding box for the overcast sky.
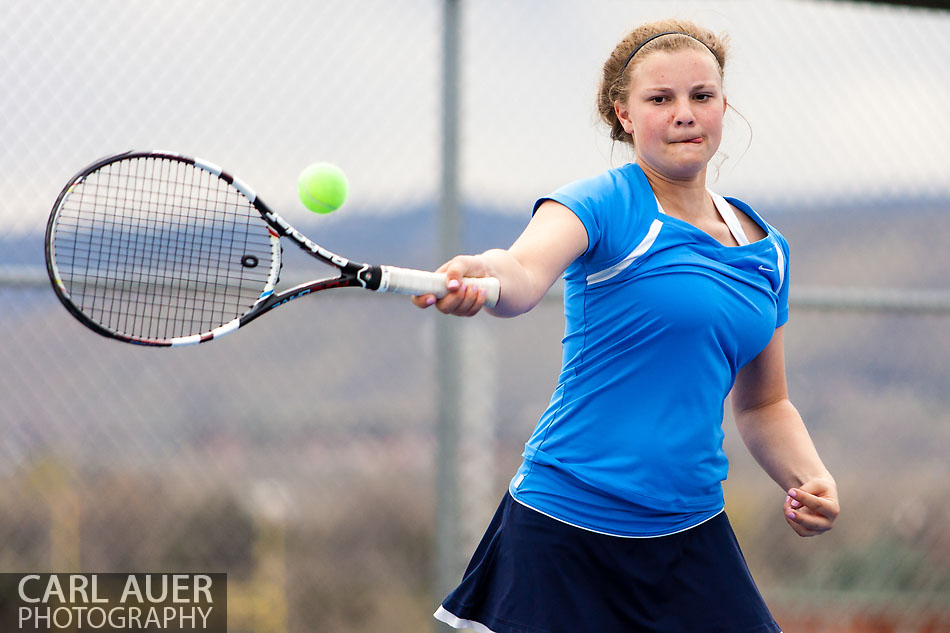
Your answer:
[2,0,948,233]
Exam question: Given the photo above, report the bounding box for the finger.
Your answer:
[411,294,437,309]
[422,257,472,309]
[461,286,488,317]
[442,256,479,283]
[785,507,832,536]
[432,271,470,314]
[434,288,466,314]
[435,255,470,276]
[783,494,833,537]
[788,488,838,520]
[785,508,822,537]
[787,519,828,537]
[452,283,483,317]
[444,276,463,293]
[785,516,821,537]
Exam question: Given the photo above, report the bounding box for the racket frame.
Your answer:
[45,150,497,347]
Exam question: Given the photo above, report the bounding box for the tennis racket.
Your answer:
[45,150,500,347]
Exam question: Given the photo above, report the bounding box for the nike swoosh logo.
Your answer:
[758,265,775,272]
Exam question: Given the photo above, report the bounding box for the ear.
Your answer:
[613,100,635,135]
[722,94,728,115]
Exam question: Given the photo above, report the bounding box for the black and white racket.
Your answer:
[45,150,499,346]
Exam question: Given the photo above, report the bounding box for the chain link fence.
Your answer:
[1,1,948,632]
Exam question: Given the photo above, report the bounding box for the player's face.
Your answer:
[616,49,726,182]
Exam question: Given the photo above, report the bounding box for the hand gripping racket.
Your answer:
[45,151,500,347]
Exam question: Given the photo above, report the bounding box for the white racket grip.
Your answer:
[378,265,500,309]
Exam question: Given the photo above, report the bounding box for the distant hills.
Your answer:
[10,195,947,285]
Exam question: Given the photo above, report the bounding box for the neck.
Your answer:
[638,161,710,220]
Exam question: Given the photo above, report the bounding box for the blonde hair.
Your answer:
[597,19,729,146]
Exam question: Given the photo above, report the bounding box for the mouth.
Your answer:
[672,137,704,144]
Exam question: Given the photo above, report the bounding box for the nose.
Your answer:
[674,104,695,127]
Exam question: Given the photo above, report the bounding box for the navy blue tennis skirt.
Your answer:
[435,493,781,633]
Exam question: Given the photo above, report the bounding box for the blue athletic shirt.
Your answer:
[509,163,790,537]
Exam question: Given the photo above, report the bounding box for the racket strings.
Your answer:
[51,156,276,341]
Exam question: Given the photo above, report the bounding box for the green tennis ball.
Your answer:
[298,163,349,214]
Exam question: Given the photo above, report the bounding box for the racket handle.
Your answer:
[378,266,500,309]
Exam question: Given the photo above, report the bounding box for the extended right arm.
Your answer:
[411,200,588,317]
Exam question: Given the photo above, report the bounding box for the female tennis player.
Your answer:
[415,18,839,633]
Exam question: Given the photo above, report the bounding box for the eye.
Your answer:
[649,96,668,104]
[694,93,713,102]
